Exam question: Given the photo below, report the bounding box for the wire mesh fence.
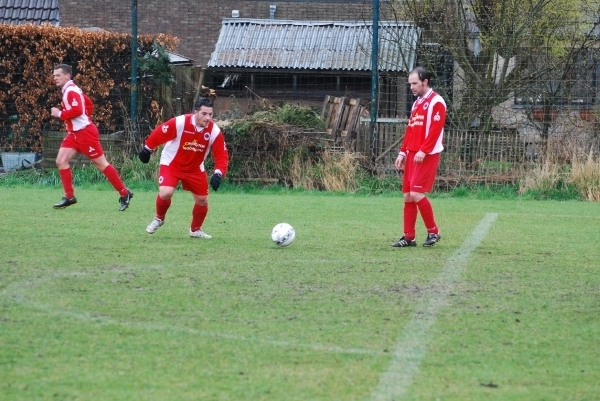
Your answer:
[2,1,600,184]
[202,1,600,186]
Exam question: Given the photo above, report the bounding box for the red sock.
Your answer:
[191,204,208,232]
[403,201,418,240]
[417,197,439,234]
[59,167,75,198]
[155,195,171,220]
[102,164,128,196]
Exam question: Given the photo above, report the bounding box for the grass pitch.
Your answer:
[0,188,598,400]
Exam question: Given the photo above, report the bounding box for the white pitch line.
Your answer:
[2,274,380,356]
[371,213,498,401]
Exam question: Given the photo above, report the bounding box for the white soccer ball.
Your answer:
[271,223,295,247]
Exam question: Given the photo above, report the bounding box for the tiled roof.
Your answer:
[208,19,420,72]
[0,0,60,26]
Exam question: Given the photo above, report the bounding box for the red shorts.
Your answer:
[402,152,440,193]
[158,164,208,196]
[60,123,104,159]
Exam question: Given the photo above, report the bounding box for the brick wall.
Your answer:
[60,1,374,67]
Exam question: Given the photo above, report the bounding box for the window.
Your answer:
[514,50,600,107]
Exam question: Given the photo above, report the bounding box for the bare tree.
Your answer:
[385,0,600,144]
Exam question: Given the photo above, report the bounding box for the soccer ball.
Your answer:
[271,223,295,247]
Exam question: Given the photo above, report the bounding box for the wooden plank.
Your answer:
[356,120,366,154]
[327,96,341,119]
[337,102,352,143]
[347,98,368,152]
[325,97,341,135]
[375,133,404,163]
[329,96,346,142]
[320,95,332,119]
[343,100,366,148]
[342,98,361,133]
[345,130,356,151]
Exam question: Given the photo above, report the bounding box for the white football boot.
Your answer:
[146,217,164,234]
[189,229,212,239]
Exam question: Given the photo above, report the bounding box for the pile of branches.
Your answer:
[217,105,328,184]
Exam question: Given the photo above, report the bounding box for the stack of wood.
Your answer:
[321,96,368,150]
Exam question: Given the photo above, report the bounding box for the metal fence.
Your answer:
[356,121,539,188]
[4,0,600,184]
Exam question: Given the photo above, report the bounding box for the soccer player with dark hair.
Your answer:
[50,64,133,211]
[391,66,446,248]
[139,97,229,238]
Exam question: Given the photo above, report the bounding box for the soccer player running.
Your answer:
[139,97,229,238]
[50,64,133,211]
[391,66,446,248]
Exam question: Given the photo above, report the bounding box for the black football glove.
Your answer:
[210,172,222,191]
[138,146,153,163]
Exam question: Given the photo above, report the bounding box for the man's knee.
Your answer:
[91,156,109,171]
[55,157,70,169]
[408,191,425,202]
[158,187,175,200]
[194,195,208,206]
[158,192,174,201]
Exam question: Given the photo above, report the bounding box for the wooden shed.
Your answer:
[205,18,421,119]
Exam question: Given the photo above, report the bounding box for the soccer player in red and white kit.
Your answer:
[50,64,133,211]
[391,67,446,248]
[139,97,229,238]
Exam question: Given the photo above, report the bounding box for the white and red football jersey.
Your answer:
[145,114,229,175]
[59,80,93,132]
[400,89,446,155]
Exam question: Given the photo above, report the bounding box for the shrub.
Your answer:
[219,103,328,185]
[518,148,600,201]
[571,150,600,201]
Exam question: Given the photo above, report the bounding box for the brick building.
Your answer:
[59,0,375,67]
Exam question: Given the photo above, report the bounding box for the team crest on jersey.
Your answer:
[423,102,429,110]
[434,112,441,121]
[162,124,169,133]
[71,99,79,107]
[204,133,210,140]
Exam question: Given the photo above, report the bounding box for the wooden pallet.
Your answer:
[321,96,368,148]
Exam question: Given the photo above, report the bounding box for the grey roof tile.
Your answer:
[0,0,59,26]
[208,18,420,72]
